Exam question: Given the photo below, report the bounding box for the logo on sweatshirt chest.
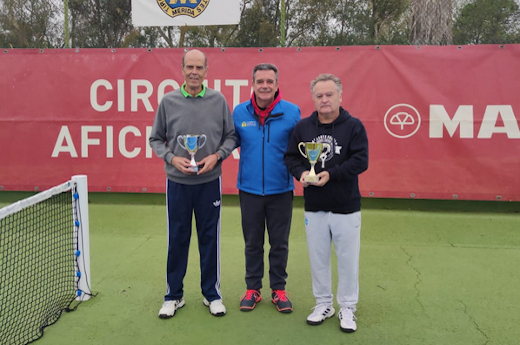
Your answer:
[313,135,341,167]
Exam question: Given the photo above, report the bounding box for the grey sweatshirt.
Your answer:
[149,87,236,185]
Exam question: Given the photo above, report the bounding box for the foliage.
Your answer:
[0,0,62,48]
[68,0,165,48]
[370,0,410,44]
[1,0,520,49]
[453,0,520,44]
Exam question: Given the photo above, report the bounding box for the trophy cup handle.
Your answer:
[198,134,207,150]
[177,135,186,149]
[298,142,307,158]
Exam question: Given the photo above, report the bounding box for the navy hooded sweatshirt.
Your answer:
[284,107,369,214]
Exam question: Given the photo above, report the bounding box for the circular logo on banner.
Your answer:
[384,104,421,138]
[156,0,210,19]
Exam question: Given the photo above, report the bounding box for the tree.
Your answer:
[68,0,165,48]
[0,0,62,48]
[283,0,334,46]
[2,0,520,49]
[230,0,279,47]
[370,0,410,44]
[68,0,128,47]
[410,0,453,45]
[328,0,372,46]
[453,0,520,44]
[179,0,279,48]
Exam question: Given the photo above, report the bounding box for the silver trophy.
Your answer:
[177,134,207,172]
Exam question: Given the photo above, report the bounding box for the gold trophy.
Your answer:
[298,142,331,182]
[177,134,207,172]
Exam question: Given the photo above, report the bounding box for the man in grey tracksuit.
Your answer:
[149,49,236,319]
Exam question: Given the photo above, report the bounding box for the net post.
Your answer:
[72,175,92,301]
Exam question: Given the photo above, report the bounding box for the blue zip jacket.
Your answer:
[233,98,301,196]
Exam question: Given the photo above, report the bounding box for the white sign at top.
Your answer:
[131,0,241,27]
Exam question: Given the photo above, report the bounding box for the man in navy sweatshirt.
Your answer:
[284,73,369,332]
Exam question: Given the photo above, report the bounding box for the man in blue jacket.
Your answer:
[233,63,301,313]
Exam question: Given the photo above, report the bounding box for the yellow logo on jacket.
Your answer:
[156,0,210,19]
[241,121,257,128]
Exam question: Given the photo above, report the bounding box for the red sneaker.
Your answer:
[271,290,293,313]
[239,289,262,311]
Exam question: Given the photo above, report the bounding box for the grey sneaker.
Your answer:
[338,307,357,332]
[203,298,226,316]
[158,298,185,318]
[306,304,335,325]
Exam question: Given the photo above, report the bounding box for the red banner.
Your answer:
[1,46,519,201]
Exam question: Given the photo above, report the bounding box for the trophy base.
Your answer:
[189,165,199,172]
[304,175,319,183]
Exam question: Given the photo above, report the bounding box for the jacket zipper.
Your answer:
[262,125,265,196]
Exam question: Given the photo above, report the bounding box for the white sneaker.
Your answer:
[338,307,357,332]
[306,304,335,325]
[158,298,185,318]
[203,298,226,316]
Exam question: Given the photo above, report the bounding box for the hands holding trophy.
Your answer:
[298,142,331,183]
[177,134,207,172]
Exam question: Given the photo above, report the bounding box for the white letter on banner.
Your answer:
[131,80,153,112]
[119,126,141,158]
[146,126,153,158]
[225,80,248,109]
[213,79,221,92]
[106,126,114,158]
[52,126,78,157]
[478,106,520,139]
[91,80,113,112]
[429,105,474,138]
[82,126,102,158]
[158,80,180,104]
[118,80,125,112]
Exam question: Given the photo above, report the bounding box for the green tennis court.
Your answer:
[1,193,519,345]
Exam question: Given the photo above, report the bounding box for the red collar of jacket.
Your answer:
[251,89,282,126]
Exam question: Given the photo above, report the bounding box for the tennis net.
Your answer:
[0,175,92,345]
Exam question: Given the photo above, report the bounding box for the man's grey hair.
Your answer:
[252,63,278,82]
[310,73,342,94]
[181,49,207,68]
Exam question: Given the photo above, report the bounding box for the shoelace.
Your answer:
[244,290,259,300]
[164,300,179,307]
[311,304,330,314]
[273,290,289,302]
[339,308,356,320]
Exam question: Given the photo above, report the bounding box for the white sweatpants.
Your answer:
[304,211,361,311]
